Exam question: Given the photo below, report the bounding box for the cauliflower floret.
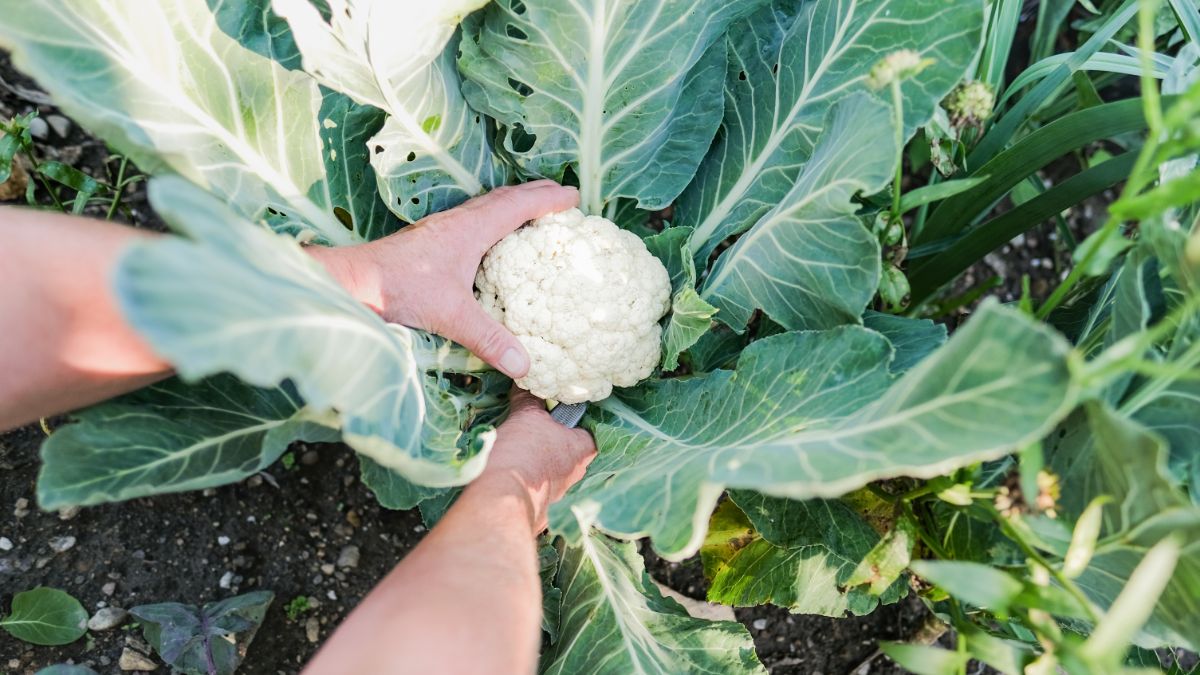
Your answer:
[475,208,672,403]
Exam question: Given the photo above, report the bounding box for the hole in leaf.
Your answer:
[374,145,384,154]
[507,77,533,97]
[334,206,353,230]
[475,115,481,123]
[411,197,421,205]
[772,63,779,74]
[510,124,537,153]
[511,0,527,14]
[406,151,417,162]
[506,24,528,40]
[738,71,746,81]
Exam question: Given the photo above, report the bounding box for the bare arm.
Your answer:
[0,181,578,430]
[304,391,596,675]
[0,209,169,429]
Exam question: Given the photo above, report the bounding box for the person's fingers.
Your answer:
[507,387,545,416]
[454,182,580,253]
[445,299,531,378]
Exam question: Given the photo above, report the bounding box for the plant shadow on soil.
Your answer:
[0,53,1042,675]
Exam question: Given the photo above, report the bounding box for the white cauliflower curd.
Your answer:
[475,208,672,403]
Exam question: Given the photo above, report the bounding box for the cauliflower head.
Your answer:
[475,208,671,403]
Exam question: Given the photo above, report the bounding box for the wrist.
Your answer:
[468,469,548,533]
[306,243,384,312]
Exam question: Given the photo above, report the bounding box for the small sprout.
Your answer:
[867,50,935,89]
[944,80,995,129]
[281,451,296,470]
[284,595,311,621]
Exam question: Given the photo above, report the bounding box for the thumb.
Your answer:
[448,300,531,379]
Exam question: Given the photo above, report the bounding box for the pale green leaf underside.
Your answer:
[542,513,764,675]
[552,301,1075,559]
[275,0,506,222]
[700,94,892,332]
[458,0,768,215]
[678,0,984,261]
[118,178,492,487]
[661,287,719,371]
[0,0,354,245]
[38,376,337,509]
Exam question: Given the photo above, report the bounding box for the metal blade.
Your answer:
[549,402,587,428]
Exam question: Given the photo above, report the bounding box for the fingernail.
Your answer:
[499,348,529,378]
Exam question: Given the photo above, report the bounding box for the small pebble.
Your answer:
[102,581,117,596]
[752,618,768,630]
[49,535,76,553]
[305,616,320,643]
[118,647,158,671]
[46,114,71,138]
[57,506,81,521]
[326,590,337,601]
[88,607,129,631]
[345,510,361,528]
[27,117,49,140]
[219,571,235,589]
[336,545,360,569]
[6,659,19,670]
[0,537,12,551]
[217,536,231,546]
[300,450,320,466]
[13,498,29,518]
[247,475,264,487]
[202,488,217,497]
[320,563,335,575]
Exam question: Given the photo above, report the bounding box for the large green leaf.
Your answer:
[698,94,891,331]
[862,311,948,374]
[701,495,905,616]
[541,517,764,674]
[118,177,492,487]
[1049,404,1200,650]
[274,0,508,222]
[0,0,355,246]
[552,301,1075,559]
[677,0,984,262]
[38,376,337,509]
[458,0,768,215]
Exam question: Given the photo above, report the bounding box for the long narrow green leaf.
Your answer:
[899,176,990,214]
[1001,52,1172,108]
[971,0,1138,167]
[977,0,1023,94]
[908,152,1139,303]
[1169,0,1200,47]
[915,98,1148,245]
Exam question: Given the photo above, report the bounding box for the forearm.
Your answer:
[0,209,169,429]
[305,474,544,675]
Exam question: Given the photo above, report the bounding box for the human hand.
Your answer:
[471,388,597,532]
[309,181,579,378]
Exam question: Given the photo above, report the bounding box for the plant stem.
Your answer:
[988,507,1102,624]
[890,80,905,223]
[106,156,129,221]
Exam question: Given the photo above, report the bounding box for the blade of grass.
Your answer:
[972,0,1138,167]
[899,176,991,214]
[908,151,1138,305]
[1168,0,1200,47]
[914,97,1149,246]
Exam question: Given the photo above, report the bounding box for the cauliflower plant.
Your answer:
[475,208,672,403]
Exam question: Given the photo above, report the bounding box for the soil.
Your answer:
[0,49,1057,675]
